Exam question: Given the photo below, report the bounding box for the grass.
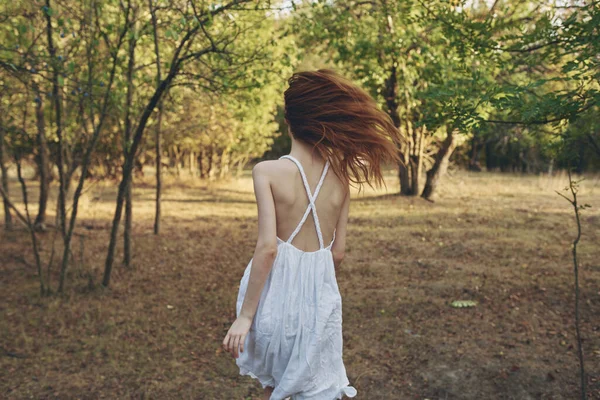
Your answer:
[1,168,599,399]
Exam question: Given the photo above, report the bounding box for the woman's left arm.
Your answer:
[222,162,278,358]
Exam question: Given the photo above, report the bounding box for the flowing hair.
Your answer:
[284,69,403,189]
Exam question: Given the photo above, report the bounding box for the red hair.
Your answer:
[284,69,402,188]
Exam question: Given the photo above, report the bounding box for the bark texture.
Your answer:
[34,92,50,230]
[422,126,457,201]
[0,126,11,230]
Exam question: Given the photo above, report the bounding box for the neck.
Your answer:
[289,138,325,164]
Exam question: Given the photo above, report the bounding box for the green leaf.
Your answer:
[451,300,477,308]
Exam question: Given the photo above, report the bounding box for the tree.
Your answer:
[419,0,599,169]
[102,0,288,286]
[122,4,138,268]
[148,0,163,235]
[425,1,599,396]
[0,2,52,230]
[294,0,468,199]
[1,0,292,292]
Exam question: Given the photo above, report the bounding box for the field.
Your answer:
[1,169,599,399]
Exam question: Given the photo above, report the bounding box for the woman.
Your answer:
[222,70,402,399]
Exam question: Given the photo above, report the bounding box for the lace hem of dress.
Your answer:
[239,365,357,399]
[335,385,357,399]
[238,366,275,389]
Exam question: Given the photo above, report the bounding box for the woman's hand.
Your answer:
[222,315,253,358]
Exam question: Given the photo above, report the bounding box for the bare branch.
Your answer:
[0,185,28,226]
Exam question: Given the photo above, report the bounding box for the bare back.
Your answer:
[265,156,347,252]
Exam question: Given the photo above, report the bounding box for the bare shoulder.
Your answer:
[253,159,295,178]
[253,160,292,187]
[252,160,277,176]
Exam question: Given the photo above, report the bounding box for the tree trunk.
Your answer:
[0,126,11,230]
[485,141,494,171]
[168,146,175,168]
[206,147,213,178]
[468,135,482,172]
[384,65,411,194]
[409,125,424,196]
[520,151,528,173]
[150,0,162,235]
[34,92,50,230]
[198,151,205,178]
[154,104,162,234]
[124,179,132,267]
[173,146,182,176]
[547,158,554,175]
[397,120,411,195]
[409,160,419,195]
[240,154,250,177]
[220,149,230,178]
[397,116,412,195]
[422,126,457,201]
[235,157,242,177]
[189,151,195,175]
[398,161,411,195]
[384,65,401,128]
[45,0,67,237]
[123,10,137,268]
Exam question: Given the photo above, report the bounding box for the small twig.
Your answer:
[0,186,29,226]
[46,228,58,294]
[1,346,27,359]
[556,169,588,400]
[15,160,46,295]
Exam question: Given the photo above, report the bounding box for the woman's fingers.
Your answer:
[232,335,240,358]
[223,329,248,358]
[240,334,246,353]
[228,334,235,356]
[222,333,230,351]
[227,335,233,356]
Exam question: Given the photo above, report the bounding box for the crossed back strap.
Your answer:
[279,155,330,249]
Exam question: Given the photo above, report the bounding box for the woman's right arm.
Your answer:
[331,189,350,269]
[222,162,277,358]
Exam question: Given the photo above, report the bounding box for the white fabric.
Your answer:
[235,155,357,399]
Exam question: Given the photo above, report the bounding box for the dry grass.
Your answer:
[1,169,599,399]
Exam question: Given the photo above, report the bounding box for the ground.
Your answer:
[1,169,599,399]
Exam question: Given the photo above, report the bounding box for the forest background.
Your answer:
[1,0,599,398]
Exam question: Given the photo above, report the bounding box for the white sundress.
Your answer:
[235,155,357,400]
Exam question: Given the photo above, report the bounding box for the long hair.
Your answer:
[284,69,403,188]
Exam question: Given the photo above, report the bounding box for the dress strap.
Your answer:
[280,155,330,249]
